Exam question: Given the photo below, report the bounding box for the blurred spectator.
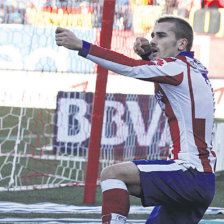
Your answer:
[114,2,132,30]
[123,5,132,30]
[155,0,166,8]
[30,0,47,10]
[5,1,22,24]
[0,0,29,24]
[203,0,224,8]
[153,0,165,5]
[177,0,201,18]
[165,0,176,8]
[203,0,218,8]
[92,3,102,28]
[0,0,4,23]
[163,0,177,14]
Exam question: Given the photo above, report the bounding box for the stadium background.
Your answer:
[0,0,224,223]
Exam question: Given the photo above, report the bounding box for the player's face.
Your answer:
[150,22,180,59]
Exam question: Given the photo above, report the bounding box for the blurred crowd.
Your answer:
[0,0,223,29]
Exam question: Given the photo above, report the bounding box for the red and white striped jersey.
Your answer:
[79,41,216,173]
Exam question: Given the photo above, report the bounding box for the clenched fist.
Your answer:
[55,27,83,50]
[134,37,151,57]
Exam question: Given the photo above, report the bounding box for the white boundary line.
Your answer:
[0,217,223,224]
[0,202,223,215]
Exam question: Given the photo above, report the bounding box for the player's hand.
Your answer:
[134,37,151,56]
[55,27,83,50]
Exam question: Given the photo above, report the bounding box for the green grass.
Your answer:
[0,171,223,220]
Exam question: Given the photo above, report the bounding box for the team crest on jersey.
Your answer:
[152,59,165,66]
[155,90,165,110]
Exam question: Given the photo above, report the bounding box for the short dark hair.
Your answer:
[157,16,193,51]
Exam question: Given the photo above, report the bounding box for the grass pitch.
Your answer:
[0,171,223,220]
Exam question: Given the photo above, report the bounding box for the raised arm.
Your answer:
[55,27,184,86]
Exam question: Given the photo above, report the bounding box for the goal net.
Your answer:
[0,89,168,191]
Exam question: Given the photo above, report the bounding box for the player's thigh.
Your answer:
[101,161,140,185]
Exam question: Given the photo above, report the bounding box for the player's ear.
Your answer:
[177,38,188,51]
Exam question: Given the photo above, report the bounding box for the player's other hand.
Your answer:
[134,37,151,56]
[55,27,83,50]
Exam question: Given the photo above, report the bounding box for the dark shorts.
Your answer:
[132,160,215,224]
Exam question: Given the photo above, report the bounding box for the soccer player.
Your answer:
[55,16,216,224]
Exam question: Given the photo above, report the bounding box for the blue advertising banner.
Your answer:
[0,24,95,72]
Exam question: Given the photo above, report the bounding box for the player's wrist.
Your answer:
[78,40,91,57]
[76,39,83,50]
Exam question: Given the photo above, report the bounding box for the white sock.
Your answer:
[110,213,127,224]
[101,179,128,192]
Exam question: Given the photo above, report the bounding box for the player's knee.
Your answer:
[100,166,117,181]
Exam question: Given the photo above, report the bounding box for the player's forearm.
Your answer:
[78,41,154,78]
[78,41,183,85]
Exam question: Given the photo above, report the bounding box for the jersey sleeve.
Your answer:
[78,41,184,86]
